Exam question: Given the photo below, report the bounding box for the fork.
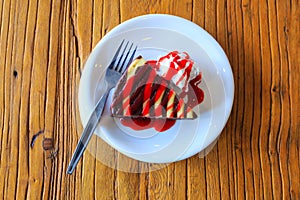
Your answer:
[67,40,137,174]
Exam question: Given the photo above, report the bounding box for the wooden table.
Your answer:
[0,0,299,199]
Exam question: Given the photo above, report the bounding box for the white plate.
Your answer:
[78,14,234,163]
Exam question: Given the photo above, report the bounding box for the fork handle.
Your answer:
[67,89,111,174]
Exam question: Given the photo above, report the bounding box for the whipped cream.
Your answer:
[155,51,200,92]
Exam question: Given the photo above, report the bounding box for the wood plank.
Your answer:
[287,1,300,199]
[75,0,95,200]
[120,0,193,21]
[13,0,39,199]
[268,1,285,198]
[69,1,83,199]
[232,0,247,197]
[148,163,173,200]
[205,147,221,200]
[173,160,187,200]
[94,138,116,200]
[27,0,52,199]
[217,132,231,199]
[41,1,71,199]
[274,1,292,198]
[1,0,15,198]
[225,1,239,199]
[240,0,256,198]
[115,153,140,200]
[41,0,62,199]
[192,0,205,27]
[248,0,264,198]
[203,1,222,200]
[187,155,206,199]
[216,0,232,199]
[91,1,117,200]
[11,0,31,199]
[62,1,75,199]
[188,1,207,199]
[258,0,274,198]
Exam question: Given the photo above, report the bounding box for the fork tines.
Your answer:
[109,40,137,74]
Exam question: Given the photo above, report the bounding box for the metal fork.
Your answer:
[67,40,137,174]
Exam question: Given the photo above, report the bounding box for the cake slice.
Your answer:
[110,56,197,119]
[110,51,204,131]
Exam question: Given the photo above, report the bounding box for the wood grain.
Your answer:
[0,0,299,199]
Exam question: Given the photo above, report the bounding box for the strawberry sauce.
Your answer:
[120,118,176,132]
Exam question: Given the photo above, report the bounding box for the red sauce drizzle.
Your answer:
[154,85,166,116]
[120,118,176,132]
[180,73,204,108]
[142,70,156,116]
[121,75,135,116]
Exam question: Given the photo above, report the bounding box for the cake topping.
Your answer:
[154,51,201,92]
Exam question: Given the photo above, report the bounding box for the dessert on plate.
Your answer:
[110,51,204,132]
